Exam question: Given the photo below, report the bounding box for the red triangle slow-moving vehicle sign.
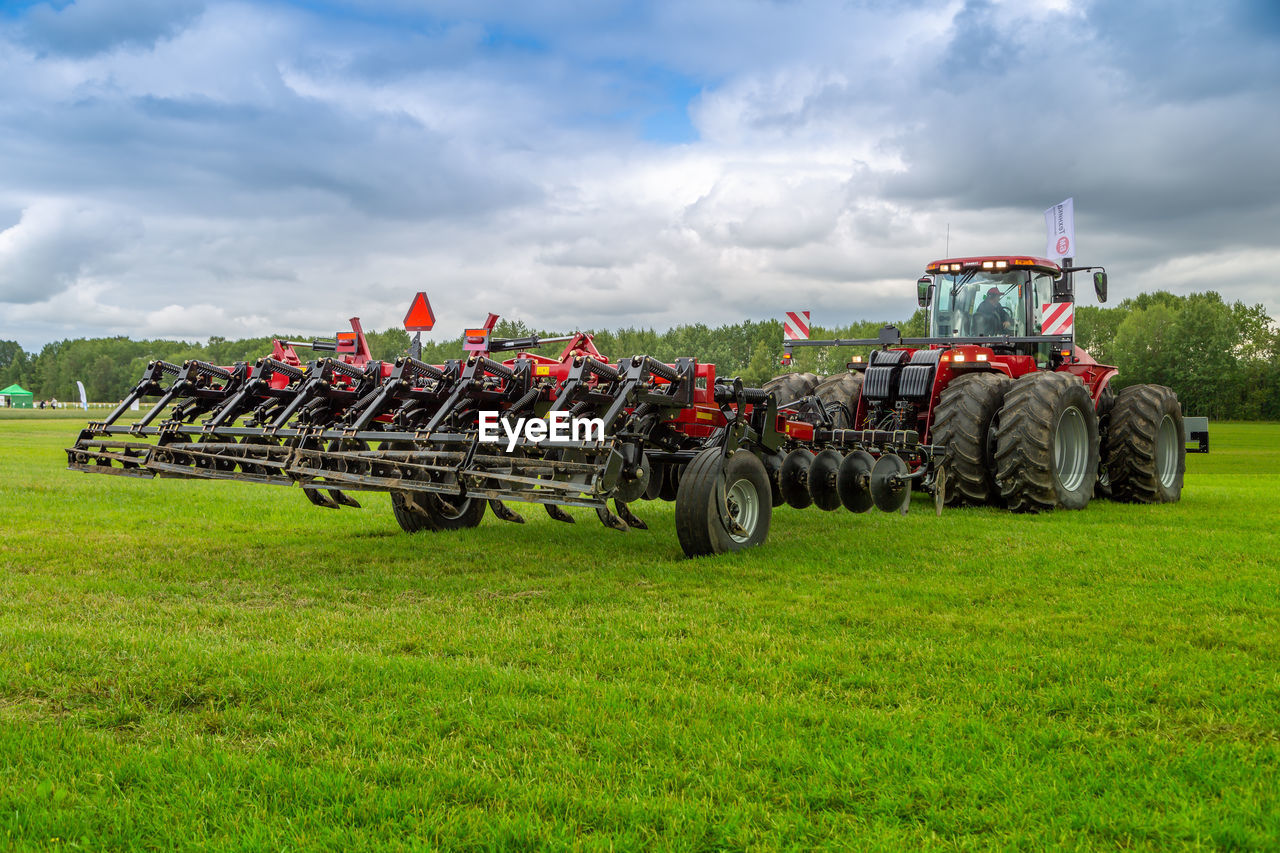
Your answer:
[403,292,436,331]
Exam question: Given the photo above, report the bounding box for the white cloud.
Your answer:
[0,202,143,304]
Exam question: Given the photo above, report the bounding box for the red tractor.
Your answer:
[776,255,1186,511]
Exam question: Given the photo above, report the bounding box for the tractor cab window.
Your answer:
[929,271,1028,338]
[1031,272,1057,334]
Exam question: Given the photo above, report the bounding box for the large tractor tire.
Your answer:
[1104,384,1185,503]
[931,372,1011,506]
[391,491,486,532]
[994,372,1099,512]
[1094,384,1116,499]
[675,448,772,557]
[762,372,819,408]
[813,372,864,428]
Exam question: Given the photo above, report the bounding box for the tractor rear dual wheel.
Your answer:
[931,372,1011,506]
[1094,384,1116,499]
[994,372,1099,512]
[1104,384,1184,503]
[676,448,772,557]
[762,372,819,408]
[812,372,864,428]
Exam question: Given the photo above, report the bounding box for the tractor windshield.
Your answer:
[930,271,1029,338]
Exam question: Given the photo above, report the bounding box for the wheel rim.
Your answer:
[1156,414,1178,488]
[725,477,759,544]
[1054,405,1088,492]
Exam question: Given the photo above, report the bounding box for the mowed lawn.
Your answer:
[1,413,1277,850]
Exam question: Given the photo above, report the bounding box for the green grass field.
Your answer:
[2,414,1278,850]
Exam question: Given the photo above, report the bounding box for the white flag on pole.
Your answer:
[1044,198,1075,260]
[76,380,88,410]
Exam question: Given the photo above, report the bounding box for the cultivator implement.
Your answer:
[69,315,947,556]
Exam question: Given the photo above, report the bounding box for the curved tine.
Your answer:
[488,499,526,524]
[329,489,361,508]
[613,500,647,530]
[303,487,342,509]
[595,505,629,532]
[545,505,575,524]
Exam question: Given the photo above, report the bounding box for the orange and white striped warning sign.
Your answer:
[784,311,810,340]
[1041,302,1075,336]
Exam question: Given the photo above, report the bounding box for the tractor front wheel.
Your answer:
[931,372,1011,506]
[675,448,772,557]
[1104,384,1185,503]
[994,372,1099,512]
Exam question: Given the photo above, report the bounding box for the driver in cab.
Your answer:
[973,286,1012,335]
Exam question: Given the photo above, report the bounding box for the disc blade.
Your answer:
[658,461,680,501]
[837,450,875,513]
[644,462,665,500]
[808,449,844,511]
[762,450,786,507]
[779,448,814,509]
[613,450,651,503]
[870,453,910,513]
[934,464,946,517]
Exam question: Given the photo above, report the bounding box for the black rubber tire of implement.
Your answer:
[675,448,772,557]
[390,492,486,532]
[994,371,1099,512]
[1103,384,1185,503]
[762,372,820,408]
[931,372,1011,506]
[813,372,864,428]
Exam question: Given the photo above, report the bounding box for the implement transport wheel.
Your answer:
[994,372,1099,512]
[675,448,772,557]
[763,372,820,408]
[1104,384,1185,503]
[931,372,1011,506]
[390,491,486,533]
[813,372,864,428]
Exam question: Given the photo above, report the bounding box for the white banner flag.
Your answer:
[76,380,88,410]
[1044,198,1075,260]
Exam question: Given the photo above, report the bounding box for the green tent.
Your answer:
[1,383,34,409]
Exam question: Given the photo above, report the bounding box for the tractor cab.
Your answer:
[919,256,1062,353]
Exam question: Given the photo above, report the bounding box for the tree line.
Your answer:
[1,290,1275,419]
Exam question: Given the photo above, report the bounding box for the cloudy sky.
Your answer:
[1,0,1277,348]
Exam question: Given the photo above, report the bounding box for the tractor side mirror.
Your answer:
[916,276,934,308]
[1093,270,1108,303]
